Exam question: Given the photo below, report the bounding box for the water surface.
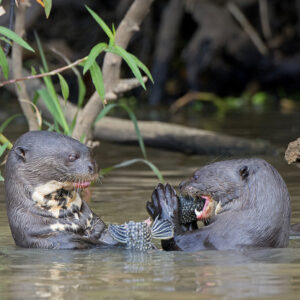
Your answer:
[0,110,300,299]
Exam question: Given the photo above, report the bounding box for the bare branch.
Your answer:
[227,2,268,55]
[259,0,272,40]
[0,57,87,88]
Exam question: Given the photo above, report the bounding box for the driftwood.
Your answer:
[285,138,300,165]
[94,117,273,155]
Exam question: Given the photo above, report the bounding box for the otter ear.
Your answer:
[239,166,249,180]
[15,146,28,162]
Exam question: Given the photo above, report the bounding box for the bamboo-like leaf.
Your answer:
[90,61,105,101]
[100,159,164,182]
[0,133,13,150]
[83,42,107,74]
[0,141,8,157]
[0,46,8,79]
[119,102,147,159]
[85,6,113,40]
[0,114,21,134]
[37,88,69,135]
[77,76,86,107]
[35,31,48,72]
[111,45,146,90]
[0,172,4,181]
[128,53,154,83]
[44,0,52,18]
[95,103,118,123]
[58,73,69,101]
[0,26,34,52]
[0,37,11,45]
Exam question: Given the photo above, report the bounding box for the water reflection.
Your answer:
[1,247,300,299]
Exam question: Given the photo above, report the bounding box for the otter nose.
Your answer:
[88,163,95,174]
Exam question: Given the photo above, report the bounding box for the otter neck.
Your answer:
[32,180,83,218]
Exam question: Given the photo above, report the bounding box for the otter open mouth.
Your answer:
[180,193,221,224]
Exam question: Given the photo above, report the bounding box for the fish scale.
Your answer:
[179,194,205,224]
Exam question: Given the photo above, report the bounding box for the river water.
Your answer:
[0,110,300,299]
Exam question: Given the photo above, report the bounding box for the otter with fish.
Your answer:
[147,159,291,251]
[4,131,173,250]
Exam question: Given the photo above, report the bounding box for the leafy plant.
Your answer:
[0,26,35,79]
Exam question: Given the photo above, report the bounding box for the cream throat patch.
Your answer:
[32,180,83,218]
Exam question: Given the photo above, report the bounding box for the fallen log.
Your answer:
[94,117,274,155]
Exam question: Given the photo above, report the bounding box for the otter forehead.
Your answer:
[179,158,273,198]
[13,131,91,158]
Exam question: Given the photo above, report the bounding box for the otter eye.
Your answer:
[239,166,249,180]
[193,174,199,180]
[68,153,79,162]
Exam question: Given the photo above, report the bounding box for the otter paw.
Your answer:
[147,183,179,226]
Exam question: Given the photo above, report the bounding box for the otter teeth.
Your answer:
[194,208,203,219]
[215,202,222,215]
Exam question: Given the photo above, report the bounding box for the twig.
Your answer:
[170,91,220,113]
[259,0,272,40]
[227,2,268,55]
[0,56,87,87]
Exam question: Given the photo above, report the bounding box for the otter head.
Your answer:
[179,158,290,226]
[5,131,98,213]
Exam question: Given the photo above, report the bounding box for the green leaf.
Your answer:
[90,61,105,101]
[35,31,48,72]
[0,141,9,157]
[0,133,13,150]
[0,26,34,52]
[100,159,164,182]
[0,114,21,133]
[119,103,147,159]
[0,172,4,181]
[58,73,69,101]
[44,0,52,18]
[129,53,154,83]
[0,46,8,79]
[37,88,69,135]
[85,6,113,40]
[83,42,107,74]
[111,45,146,90]
[77,76,86,107]
[95,103,118,123]
[31,66,37,75]
[0,37,11,45]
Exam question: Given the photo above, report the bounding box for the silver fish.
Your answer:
[108,217,174,251]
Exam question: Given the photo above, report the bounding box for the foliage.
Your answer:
[0,5,163,182]
[0,26,35,79]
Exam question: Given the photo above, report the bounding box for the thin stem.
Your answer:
[0,56,87,88]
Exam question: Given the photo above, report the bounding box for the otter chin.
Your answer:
[147,158,291,251]
[4,131,118,249]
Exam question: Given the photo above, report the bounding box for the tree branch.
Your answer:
[72,0,154,141]
[12,3,39,131]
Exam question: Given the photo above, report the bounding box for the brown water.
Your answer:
[0,110,300,299]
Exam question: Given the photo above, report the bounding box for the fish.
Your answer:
[108,217,174,251]
[178,194,205,224]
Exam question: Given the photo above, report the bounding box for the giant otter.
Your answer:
[147,159,291,251]
[4,131,119,249]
